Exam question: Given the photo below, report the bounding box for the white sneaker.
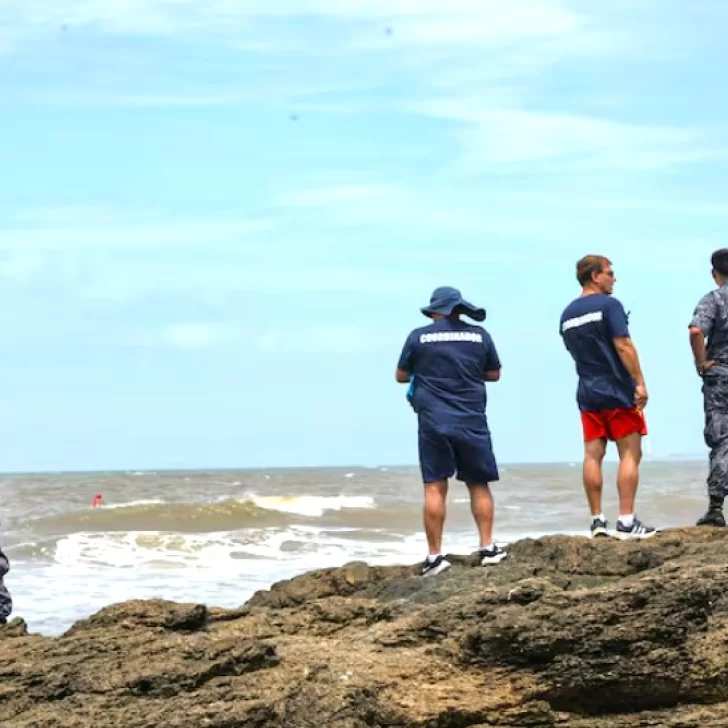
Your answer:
[479,544,508,565]
[614,517,657,540]
[421,555,452,577]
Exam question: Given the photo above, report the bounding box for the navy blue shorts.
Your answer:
[418,426,499,484]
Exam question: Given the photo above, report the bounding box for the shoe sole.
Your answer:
[481,552,508,566]
[591,527,609,538]
[422,560,452,577]
[612,530,658,541]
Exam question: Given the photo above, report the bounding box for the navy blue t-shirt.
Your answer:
[397,318,501,430]
[560,294,635,412]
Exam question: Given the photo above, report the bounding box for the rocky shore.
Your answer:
[3,527,728,727]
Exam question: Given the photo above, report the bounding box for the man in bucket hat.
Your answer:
[396,286,507,576]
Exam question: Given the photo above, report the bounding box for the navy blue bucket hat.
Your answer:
[421,286,486,322]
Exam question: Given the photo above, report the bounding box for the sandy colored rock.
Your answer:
[3,528,728,726]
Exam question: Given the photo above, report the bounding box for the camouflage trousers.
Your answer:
[0,546,11,622]
[704,376,728,500]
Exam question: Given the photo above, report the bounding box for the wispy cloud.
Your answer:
[257,324,393,355]
[39,250,440,306]
[8,204,118,226]
[274,180,567,237]
[278,184,398,207]
[409,102,724,172]
[7,0,580,37]
[158,323,232,349]
[31,92,262,108]
[0,218,275,250]
[0,252,48,283]
[347,0,582,48]
[133,322,394,354]
[0,0,618,116]
[0,32,12,54]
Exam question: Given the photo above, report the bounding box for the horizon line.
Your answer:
[0,457,707,478]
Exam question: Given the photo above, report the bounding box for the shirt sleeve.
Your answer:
[482,331,502,371]
[397,332,416,371]
[690,292,717,337]
[605,298,630,338]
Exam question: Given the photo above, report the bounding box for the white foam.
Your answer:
[49,522,428,576]
[54,531,244,571]
[16,521,591,637]
[244,494,375,518]
[100,499,165,510]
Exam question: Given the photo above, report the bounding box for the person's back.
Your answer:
[560,292,635,412]
[396,286,506,577]
[404,317,498,431]
[689,248,728,526]
[559,255,654,541]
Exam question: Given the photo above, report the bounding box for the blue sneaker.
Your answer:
[479,544,508,565]
[421,555,451,577]
[614,517,656,540]
[590,517,609,538]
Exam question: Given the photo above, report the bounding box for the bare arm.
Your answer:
[689,325,714,374]
[690,292,717,374]
[613,337,645,386]
[395,368,410,384]
[484,369,501,382]
[613,336,648,408]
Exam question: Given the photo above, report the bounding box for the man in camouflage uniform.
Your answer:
[690,248,728,527]
[0,545,11,623]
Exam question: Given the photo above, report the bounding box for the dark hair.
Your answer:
[712,249,728,277]
[576,255,611,286]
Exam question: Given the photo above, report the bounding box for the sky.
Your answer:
[0,0,726,471]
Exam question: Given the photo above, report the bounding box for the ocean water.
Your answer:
[0,460,712,635]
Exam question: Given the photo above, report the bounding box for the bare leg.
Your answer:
[467,483,494,548]
[583,438,607,516]
[615,433,642,516]
[423,480,448,555]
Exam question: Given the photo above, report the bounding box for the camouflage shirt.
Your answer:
[691,284,728,376]
[0,546,11,621]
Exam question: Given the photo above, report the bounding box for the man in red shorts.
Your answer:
[560,255,655,539]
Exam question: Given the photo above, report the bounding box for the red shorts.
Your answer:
[581,408,647,442]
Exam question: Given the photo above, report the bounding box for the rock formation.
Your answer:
[3,528,728,726]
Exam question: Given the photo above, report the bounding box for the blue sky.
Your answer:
[0,0,726,471]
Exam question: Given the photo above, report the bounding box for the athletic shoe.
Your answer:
[697,507,726,527]
[421,555,451,577]
[590,517,609,539]
[479,544,508,565]
[614,517,656,540]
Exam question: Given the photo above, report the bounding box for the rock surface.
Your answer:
[3,528,728,726]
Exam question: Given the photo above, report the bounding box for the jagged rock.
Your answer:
[2,528,728,726]
[0,617,28,638]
